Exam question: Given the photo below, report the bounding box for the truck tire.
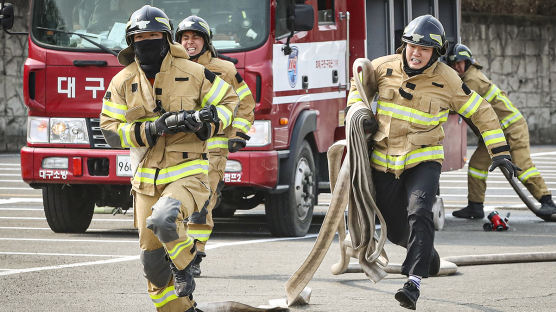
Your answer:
[265,141,316,237]
[43,184,95,233]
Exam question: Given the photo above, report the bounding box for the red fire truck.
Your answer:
[2,0,465,237]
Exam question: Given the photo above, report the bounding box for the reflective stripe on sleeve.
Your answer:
[371,146,444,170]
[483,84,501,103]
[518,167,540,182]
[468,166,488,180]
[236,83,252,101]
[377,101,449,126]
[202,76,230,107]
[457,91,482,118]
[232,117,252,133]
[347,90,363,105]
[101,99,127,122]
[187,229,212,242]
[497,94,523,129]
[167,237,194,260]
[117,123,136,148]
[157,159,209,185]
[216,105,233,128]
[134,167,156,184]
[150,286,179,308]
[207,137,229,150]
[481,129,506,147]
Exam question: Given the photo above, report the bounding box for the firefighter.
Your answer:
[100,5,237,312]
[447,43,556,220]
[347,15,519,310]
[175,15,255,277]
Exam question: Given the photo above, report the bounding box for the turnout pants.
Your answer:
[468,119,549,203]
[134,173,210,311]
[188,150,228,252]
[373,161,441,277]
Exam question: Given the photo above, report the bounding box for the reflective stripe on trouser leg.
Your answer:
[148,279,196,311]
[467,143,490,203]
[134,192,194,312]
[505,122,550,200]
[188,152,227,251]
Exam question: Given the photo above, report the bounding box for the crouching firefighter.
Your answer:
[100,5,238,311]
[347,15,519,310]
[175,15,255,277]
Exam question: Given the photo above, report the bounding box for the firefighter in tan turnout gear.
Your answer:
[175,15,255,277]
[347,15,519,310]
[100,6,237,312]
[447,43,556,221]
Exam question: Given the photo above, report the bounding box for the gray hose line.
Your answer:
[442,251,556,266]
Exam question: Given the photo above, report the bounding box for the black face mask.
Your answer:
[134,38,169,79]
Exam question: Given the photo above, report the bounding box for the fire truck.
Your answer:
[2,0,465,237]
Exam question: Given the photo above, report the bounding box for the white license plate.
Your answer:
[116,155,133,177]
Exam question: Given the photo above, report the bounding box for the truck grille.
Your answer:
[89,118,113,149]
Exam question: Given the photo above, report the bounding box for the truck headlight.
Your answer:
[246,120,271,147]
[50,118,89,144]
[27,116,49,143]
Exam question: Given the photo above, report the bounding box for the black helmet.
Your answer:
[175,16,212,43]
[125,5,173,45]
[401,15,446,55]
[448,43,475,64]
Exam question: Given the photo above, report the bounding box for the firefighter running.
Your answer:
[175,15,255,277]
[447,43,556,221]
[347,15,519,310]
[100,6,238,312]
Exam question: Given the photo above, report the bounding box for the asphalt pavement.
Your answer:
[0,147,555,312]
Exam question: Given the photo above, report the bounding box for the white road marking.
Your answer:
[0,180,25,183]
[0,163,19,166]
[0,216,132,222]
[0,198,43,205]
[0,234,318,276]
[531,151,556,157]
[0,174,23,177]
[0,226,114,231]
[0,207,43,211]
[0,187,37,190]
[0,252,131,257]
[0,168,21,171]
[0,237,138,243]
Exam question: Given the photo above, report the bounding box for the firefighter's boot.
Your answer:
[190,251,206,277]
[428,248,440,276]
[169,260,196,297]
[452,201,484,219]
[395,281,420,310]
[538,195,556,220]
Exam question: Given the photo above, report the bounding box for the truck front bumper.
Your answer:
[225,150,279,189]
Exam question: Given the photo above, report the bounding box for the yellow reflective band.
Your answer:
[154,17,170,30]
[236,83,252,101]
[150,286,178,308]
[468,166,488,180]
[187,229,212,242]
[483,84,501,102]
[118,123,137,148]
[208,137,229,149]
[102,99,127,122]
[348,90,363,105]
[202,76,230,107]
[457,92,481,118]
[136,116,159,122]
[168,237,194,260]
[458,51,471,58]
[482,129,506,147]
[199,21,211,35]
[497,94,522,129]
[518,167,540,182]
[157,159,209,185]
[371,146,444,170]
[232,117,252,133]
[430,34,443,46]
[216,105,233,128]
[134,167,156,184]
[377,101,448,126]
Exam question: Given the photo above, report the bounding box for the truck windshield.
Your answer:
[31,0,269,53]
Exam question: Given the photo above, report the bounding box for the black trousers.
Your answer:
[373,161,441,277]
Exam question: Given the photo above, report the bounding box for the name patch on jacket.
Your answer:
[175,77,189,81]
[386,68,393,76]
[432,82,444,88]
[406,82,416,90]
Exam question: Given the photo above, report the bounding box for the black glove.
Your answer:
[198,105,218,123]
[147,112,173,137]
[194,122,211,141]
[166,110,203,133]
[363,117,378,135]
[489,155,521,177]
[228,132,250,153]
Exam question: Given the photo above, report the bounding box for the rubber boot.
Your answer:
[428,248,440,276]
[395,281,420,310]
[452,201,484,219]
[537,195,556,220]
[190,251,206,277]
[169,260,196,297]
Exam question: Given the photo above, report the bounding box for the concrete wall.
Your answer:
[0,0,28,152]
[0,3,555,151]
[462,13,556,145]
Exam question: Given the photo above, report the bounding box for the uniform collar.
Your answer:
[196,50,213,65]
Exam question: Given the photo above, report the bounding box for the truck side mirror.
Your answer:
[293,4,314,31]
[0,3,15,30]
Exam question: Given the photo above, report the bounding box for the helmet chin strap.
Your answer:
[187,44,208,61]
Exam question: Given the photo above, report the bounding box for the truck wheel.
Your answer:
[43,184,95,233]
[265,141,316,237]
